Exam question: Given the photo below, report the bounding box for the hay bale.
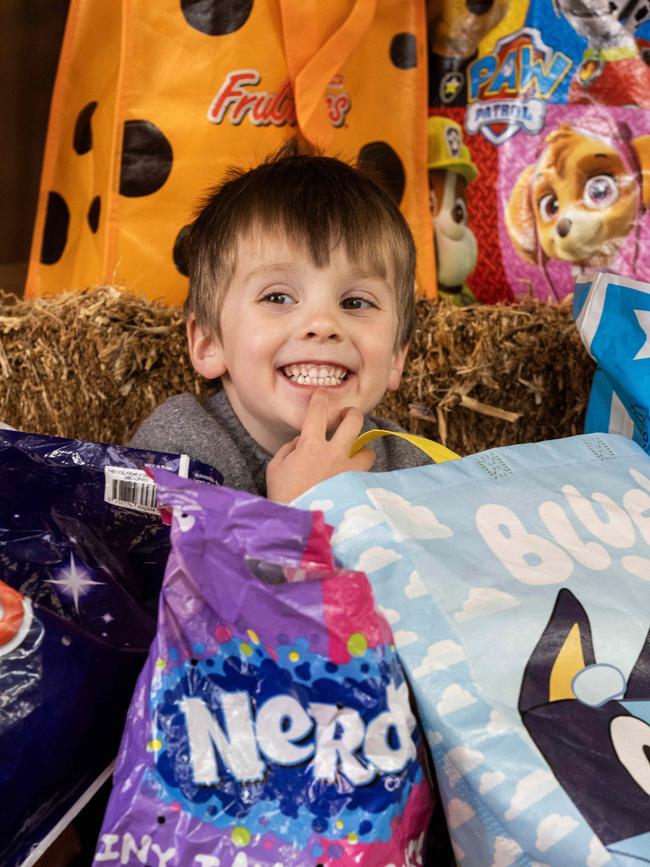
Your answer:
[0,286,201,444]
[0,287,595,454]
[376,296,595,454]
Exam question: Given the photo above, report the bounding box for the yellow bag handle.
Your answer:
[278,0,377,147]
[350,429,461,463]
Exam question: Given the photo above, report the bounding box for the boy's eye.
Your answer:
[341,296,375,310]
[262,292,295,305]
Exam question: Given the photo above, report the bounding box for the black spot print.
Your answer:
[357,142,405,204]
[390,33,417,69]
[181,0,254,36]
[467,0,498,13]
[119,120,173,198]
[87,196,101,233]
[173,225,191,277]
[40,192,69,264]
[73,101,98,155]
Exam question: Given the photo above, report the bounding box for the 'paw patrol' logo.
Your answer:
[467,28,572,146]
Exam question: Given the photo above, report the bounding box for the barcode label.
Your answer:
[104,466,158,514]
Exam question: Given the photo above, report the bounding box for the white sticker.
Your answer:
[104,466,158,514]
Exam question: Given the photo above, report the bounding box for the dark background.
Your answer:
[1,0,69,295]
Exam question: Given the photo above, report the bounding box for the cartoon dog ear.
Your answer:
[518,589,596,714]
[505,164,538,264]
[624,627,650,700]
[632,136,650,209]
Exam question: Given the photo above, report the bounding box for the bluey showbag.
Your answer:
[296,432,650,865]
[94,471,433,866]
[575,272,650,452]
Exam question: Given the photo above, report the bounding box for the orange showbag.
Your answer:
[26,0,433,304]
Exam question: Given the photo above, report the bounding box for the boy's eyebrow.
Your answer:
[242,262,392,288]
[348,268,389,284]
[346,267,395,293]
[243,262,296,282]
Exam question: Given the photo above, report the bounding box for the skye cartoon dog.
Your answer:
[519,588,650,858]
[506,121,650,280]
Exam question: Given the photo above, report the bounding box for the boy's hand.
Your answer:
[266,389,375,503]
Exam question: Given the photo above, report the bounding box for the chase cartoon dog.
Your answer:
[552,0,650,107]
[428,0,509,105]
[506,121,650,281]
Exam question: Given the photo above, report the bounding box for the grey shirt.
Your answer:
[129,389,432,497]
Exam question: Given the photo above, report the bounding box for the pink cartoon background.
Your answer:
[498,105,650,302]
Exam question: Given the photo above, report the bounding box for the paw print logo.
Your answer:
[445,124,462,158]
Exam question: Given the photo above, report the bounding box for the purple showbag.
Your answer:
[94,472,433,867]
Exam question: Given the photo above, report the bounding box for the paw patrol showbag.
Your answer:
[575,271,650,455]
[296,433,650,865]
[94,471,433,866]
[426,0,650,304]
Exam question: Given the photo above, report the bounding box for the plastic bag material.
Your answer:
[0,430,222,867]
[427,0,650,304]
[26,0,433,303]
[94,470,433,866]
[575,271,650,453]
[296,433,650,865]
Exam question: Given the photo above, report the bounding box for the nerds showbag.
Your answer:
[574,271,650,452]
[296,433,650,866]
[94,471,432,866]
[426,0,650,303]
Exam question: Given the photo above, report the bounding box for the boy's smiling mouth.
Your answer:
[280,363,350,387]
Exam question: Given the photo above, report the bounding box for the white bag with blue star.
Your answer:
[295,433,650,866]
[575,272,650,451]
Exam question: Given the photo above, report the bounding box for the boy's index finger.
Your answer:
[299,388,329,442]
[332,405,365,445]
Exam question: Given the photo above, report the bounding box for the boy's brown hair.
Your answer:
[184,139,416,348]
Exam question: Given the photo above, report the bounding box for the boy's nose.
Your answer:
[301,309,343,342]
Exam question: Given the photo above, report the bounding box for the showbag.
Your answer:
[0,430,221,867]
[296,433,650,865]
[575,271,650,454]
[26,0,433,303]
[426,0,650,303]
[94,471,433,866]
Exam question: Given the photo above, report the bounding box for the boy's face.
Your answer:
[188,229,408,455]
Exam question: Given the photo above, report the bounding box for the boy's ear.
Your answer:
[186,315,227,379]
[387,343,409,392]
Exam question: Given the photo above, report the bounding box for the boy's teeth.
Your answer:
[283,363,348,385]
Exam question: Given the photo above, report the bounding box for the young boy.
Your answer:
[129,139,432,502]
